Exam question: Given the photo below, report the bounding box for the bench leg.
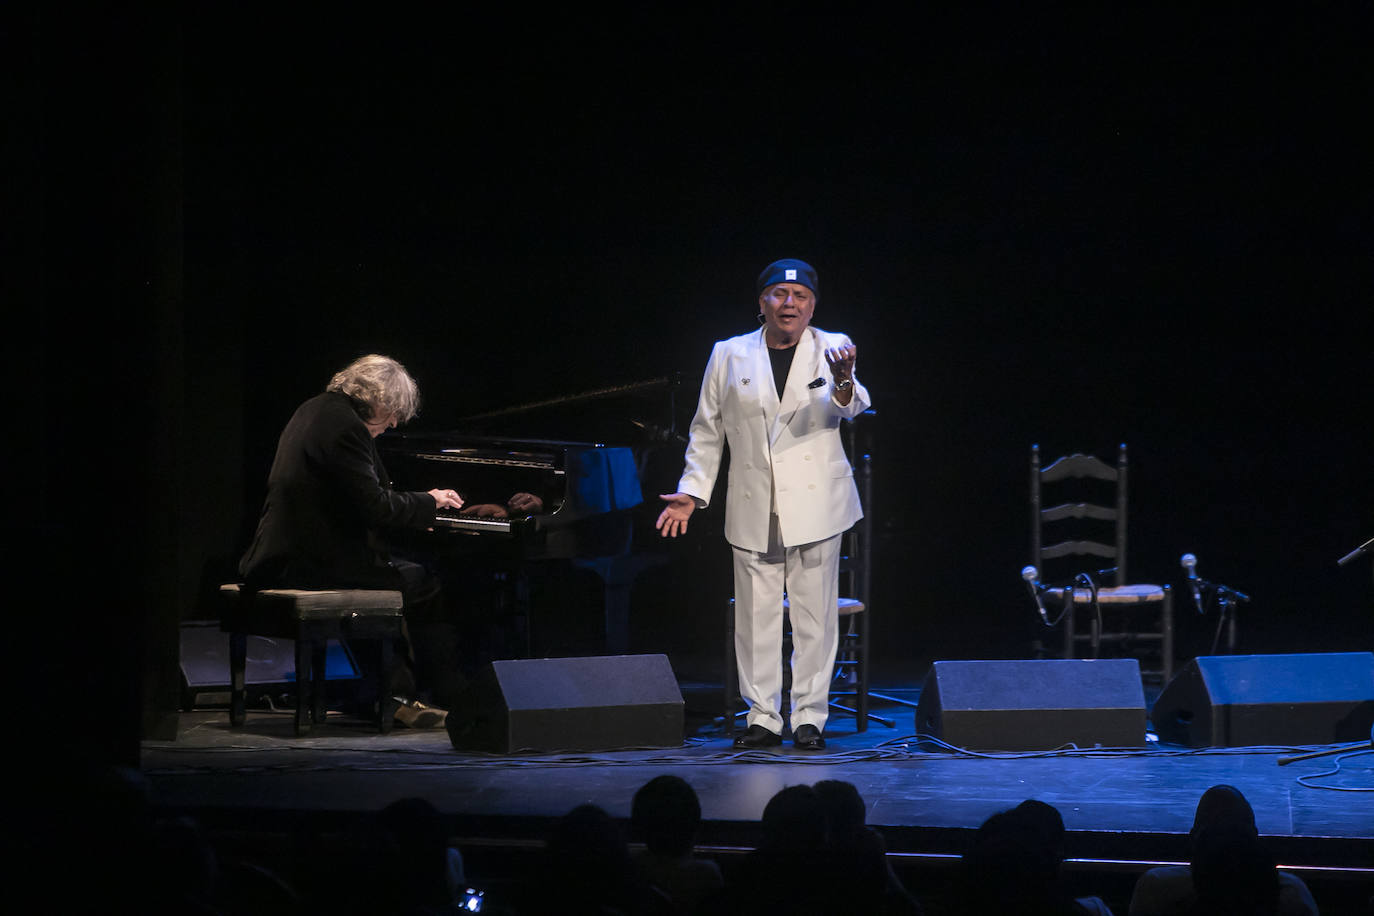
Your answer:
[312,641,328,728]
[379,637,396,734]
[229,632,247,726]
[295,636,313,737]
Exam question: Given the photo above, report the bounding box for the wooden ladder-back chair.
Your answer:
[1030,443,1174,684]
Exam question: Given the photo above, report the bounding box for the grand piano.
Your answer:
[378,376,684,655]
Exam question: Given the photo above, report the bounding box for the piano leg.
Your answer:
[574,554,667,655]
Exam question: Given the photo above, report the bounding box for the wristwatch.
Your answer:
[834,377,853,391]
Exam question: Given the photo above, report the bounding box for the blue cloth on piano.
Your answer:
[564,447,642,517]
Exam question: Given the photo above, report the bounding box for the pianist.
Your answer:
[656,259,869,751]
[238,354,467,728]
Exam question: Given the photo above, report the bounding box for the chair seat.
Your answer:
[1047,584,1166,604]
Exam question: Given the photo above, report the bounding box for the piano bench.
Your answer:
[218,584,405,737]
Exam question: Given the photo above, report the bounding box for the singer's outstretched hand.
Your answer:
[656,493,696,537]
[824,344,857,381]
[825,344,857,405]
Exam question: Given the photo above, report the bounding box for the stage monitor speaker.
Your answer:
[1151,652,1374,747]
[915,658,1146,750]
[178,621,359,709]
[448,654,684,753]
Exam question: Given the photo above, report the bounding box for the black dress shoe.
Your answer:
[792,724,826,750]
[732,724,782,749]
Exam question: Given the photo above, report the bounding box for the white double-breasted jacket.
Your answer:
[677,325,871,553]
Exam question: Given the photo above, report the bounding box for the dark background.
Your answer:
[21,9,1372,763]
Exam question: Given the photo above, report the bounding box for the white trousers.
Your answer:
[732,519,841,735]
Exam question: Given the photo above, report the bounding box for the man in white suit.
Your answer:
[657,259,870,750]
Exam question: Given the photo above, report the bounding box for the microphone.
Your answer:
[807,377,826,389]
[1181,553,1205,614]
[1022,565,1049,625]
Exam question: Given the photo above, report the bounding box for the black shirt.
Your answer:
[768,342,797,398]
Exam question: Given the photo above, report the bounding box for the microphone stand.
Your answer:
[1209,582,1249,656]
[1276,537,1374,765]
[1190,574,1250,656]
[1277,737,1373,765]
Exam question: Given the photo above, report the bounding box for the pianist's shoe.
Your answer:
[392,697,448,729]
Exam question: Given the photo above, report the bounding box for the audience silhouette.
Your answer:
[813,778,924,915]
[958,799,1114,915]
[1190,822,1282,915]
[85,764,1350,915]
[524,802,668,915]
[1128,785,1318,916]
[366,796,472,915]
[629,775,724,915]
[75,765,303,914]
[716,783,837,914]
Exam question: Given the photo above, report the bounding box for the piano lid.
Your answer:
[402,434,590,471]
[451,375,685,448]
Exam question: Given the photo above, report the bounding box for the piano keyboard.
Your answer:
[432,514,516,534]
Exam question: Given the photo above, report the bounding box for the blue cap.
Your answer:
[756,258,818,297]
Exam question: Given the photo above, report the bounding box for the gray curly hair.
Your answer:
[326,354,421,423]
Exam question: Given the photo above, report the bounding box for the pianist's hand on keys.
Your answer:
[428,489,464,510]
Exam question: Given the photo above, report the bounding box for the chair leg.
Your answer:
[1063,601,1075,659]
[1161,588,1174,684]
[856,609,870,732]
[828,628,896,729]
[780,610,792,729]
[229,631,247,727]
[723,598,738,737]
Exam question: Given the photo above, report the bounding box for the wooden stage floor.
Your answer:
[141,680,1374,914]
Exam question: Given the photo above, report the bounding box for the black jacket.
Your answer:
[238,391,436,589]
